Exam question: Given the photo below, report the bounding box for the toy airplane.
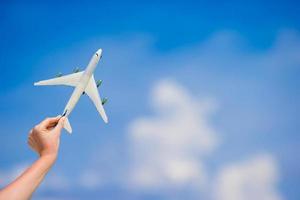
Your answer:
[34,49,108,133]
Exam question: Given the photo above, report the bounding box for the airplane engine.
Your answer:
[102,98,108,105]
[73,67,80,73]
[56,72,63,77]
[96,80,103,87]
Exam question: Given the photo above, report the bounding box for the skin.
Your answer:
[0,116,65,200]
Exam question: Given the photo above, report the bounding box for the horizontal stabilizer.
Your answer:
[63,117,72,134]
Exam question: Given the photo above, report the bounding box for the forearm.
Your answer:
[0,155,56,200]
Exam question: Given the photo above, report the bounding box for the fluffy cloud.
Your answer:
[213,154,282,200]
[126,78,283,200]
[128,79,218,189]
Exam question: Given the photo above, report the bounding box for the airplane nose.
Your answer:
[95,49,102,57]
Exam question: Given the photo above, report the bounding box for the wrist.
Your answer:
[39,154,57,165]
[40,149,58,159]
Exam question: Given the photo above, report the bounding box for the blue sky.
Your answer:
[0,1,299,200]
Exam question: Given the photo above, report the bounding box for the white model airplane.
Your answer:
[34,49,108,133]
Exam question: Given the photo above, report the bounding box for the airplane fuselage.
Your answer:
[63,49,102,117]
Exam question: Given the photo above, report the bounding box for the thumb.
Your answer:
[54,117,65,135]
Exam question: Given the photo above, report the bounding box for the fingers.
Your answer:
[53,117,66,136]
[27,129,37,152]
[40,116,61,129]
[27,138,35,151]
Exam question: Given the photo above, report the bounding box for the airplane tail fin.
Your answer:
[63,117,72,134]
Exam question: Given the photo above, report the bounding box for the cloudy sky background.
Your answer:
[0,1,299,200]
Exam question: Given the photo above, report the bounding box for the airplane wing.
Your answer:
[34,72,84,87]
[85,76,108,123]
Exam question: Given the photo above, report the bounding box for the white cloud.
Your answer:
[213,154,283,200]
[128,79,218,189]
[126,77,284,200]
